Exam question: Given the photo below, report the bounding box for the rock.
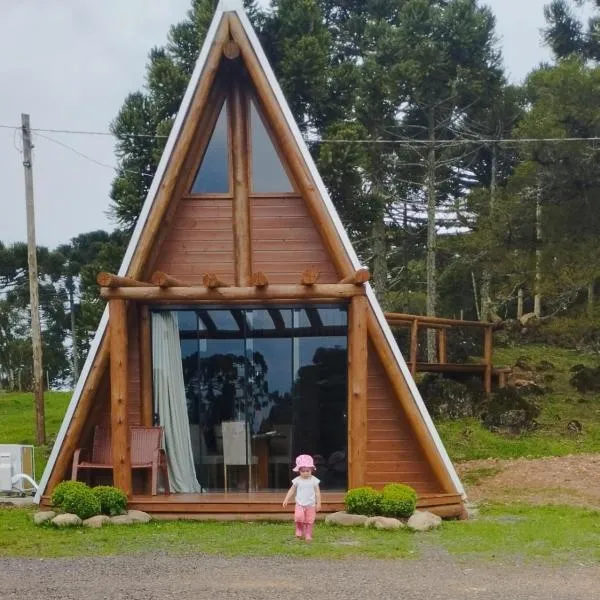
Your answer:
[83,515,111,528]
[569,366,600,393]
[567,420,583,433]
[515,357,533,371]
[465,503,480,520]
[407,511,442,532]
[325,511,369,527]
[52,513,82,527]
[127,510,152,523]
[519,312,537,326]
[365,516,404,530]
[110,515,135,525]
[33,511,56,525]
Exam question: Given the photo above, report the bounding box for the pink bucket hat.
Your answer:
[293,454,315,472]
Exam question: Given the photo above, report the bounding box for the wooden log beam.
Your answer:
[139,305,153,427]
[339,267,370,286]
[232,80,251,286]
[437,328,448,365]
[249,272,269,288]
[223,40,240,60]
[97,272,150,288]
[385,312,490,329]
[100,284,365,302]
[109,299,132,496]
[150,271,188,289]
[367,312,458,495]
[348,296,368,489]
[300,269,320,286]
[202,273,231,289]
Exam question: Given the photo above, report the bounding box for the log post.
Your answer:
[348,295,368,489]
[410,319,419,376]
[339,267,370,285]
[150,271,188,288]
[97,272,150,288]
[483,325,493,394]
[202,273,230,289]
[232,80,251,286]
[139,305,153,427]
[249,272,269,288]
[300,269,320,286]
[437,328,448,364]
[110,299,132,496]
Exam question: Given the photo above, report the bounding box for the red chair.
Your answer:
[71,426,170,495]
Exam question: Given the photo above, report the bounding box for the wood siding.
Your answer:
[153,198,235,283]
[250,196,339,284]
[366,342,441,493]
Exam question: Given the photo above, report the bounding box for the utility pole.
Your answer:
[21,113,45,446]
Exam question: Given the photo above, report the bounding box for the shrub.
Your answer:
[344,487,382,516]
[418,374,478,420]
[481,387,540,434]
[51,481,101,520]
[92,486,128,516]
[380,483,417,518]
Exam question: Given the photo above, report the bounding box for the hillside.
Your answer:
[1,342,599,489]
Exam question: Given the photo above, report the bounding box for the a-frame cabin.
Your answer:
[36,0,465,518]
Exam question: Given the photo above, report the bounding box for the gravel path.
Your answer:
[1,554,598,600]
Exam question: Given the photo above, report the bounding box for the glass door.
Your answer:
[160,305,348,493]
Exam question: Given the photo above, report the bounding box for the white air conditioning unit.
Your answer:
[0,445,36,494]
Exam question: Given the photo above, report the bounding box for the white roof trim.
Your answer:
[37,0,463,502]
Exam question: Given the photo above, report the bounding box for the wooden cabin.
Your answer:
[35,0,465,519]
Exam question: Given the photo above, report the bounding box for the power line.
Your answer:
[3,121,600,145]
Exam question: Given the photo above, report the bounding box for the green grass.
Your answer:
[0,391,71,477]
[437,503,600,564]
[2,504,599,563]
[437,344,600,461]
[0,508,413,559]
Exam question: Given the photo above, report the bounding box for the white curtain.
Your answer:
[152,311,202,493]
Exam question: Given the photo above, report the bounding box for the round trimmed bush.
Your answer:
[344,487,382,516]
[92,486,128,516]
[380,483,417,518]
[51,481,101,520]
[51,481,91,510]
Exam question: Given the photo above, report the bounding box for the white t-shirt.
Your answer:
[292,475,320,507]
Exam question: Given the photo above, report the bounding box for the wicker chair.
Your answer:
[71,426,169,495]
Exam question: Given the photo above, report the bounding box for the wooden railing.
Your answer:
[384,312,503,393]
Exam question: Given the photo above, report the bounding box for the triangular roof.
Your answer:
[35,0,464,502]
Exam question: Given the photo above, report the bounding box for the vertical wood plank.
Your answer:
[483,325,493,394]
[232,80,251,285]
[437,328,447,364]
[139,305,153,427]
[110,299,132,496]
[348,296,368,489]
[410,319,419,376]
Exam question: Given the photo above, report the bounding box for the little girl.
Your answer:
[282,454,321,541]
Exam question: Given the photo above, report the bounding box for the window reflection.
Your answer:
[191,101,230,194]
[158,307,348,492]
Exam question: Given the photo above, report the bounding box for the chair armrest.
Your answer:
[153,447,167,465]
[73,448,87,465]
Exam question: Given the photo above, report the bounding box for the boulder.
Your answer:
[52,513,82,527]
[83,515,111,529]
[407,510,442,532]
[110,515,135,525]
[33,511,56,525]
[365,516,404,530]
[127,510,152,524]
[325,511,368,527]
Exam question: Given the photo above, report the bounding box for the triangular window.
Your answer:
[191,100,230,194]
[250,99,293,193]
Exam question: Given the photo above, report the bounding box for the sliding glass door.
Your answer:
[155,306,348,492]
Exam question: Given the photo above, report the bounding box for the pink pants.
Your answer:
[294,505,316,540]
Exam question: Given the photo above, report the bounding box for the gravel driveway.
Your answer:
[1,554,598,600]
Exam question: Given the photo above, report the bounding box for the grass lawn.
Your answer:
[0,391,71,477]
[437,344,600,461]
[1,504,599,564]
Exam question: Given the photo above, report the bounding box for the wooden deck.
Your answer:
[124,491,465,520]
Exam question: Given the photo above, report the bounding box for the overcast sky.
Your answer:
[0,0,593,249]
